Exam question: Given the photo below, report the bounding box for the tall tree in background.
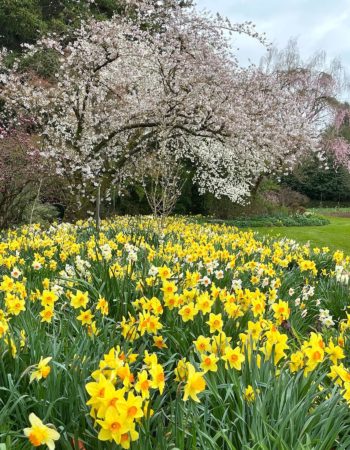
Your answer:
[260,38,348,123]
[0,0,193,50]
[258,39,349,181]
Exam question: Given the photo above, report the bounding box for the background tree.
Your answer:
[0,0,193,50]
[282,103,350,204]
[0,0,123,50]
[257,39,349,188]
[0,124,55,228]
[281,154,350,204]
[322,105,350,172]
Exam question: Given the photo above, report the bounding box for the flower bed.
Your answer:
[0,217,350,449]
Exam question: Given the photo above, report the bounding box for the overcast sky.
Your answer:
[196,0,350,72]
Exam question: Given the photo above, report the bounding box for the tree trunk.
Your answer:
[29,179,42,226]
[96,182,101,230]
[251,174,265,198]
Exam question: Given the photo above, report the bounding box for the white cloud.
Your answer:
[195,0,350,75]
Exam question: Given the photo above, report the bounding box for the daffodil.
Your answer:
[179,302,198,322]
[200,353,219,372]
[244,385,256,403]
[206,313,223,333]
[222,346,245,370]
[183,363,206,402]
[30,357,52,383]
[24,413,60,449]
[70,290,89,309]
[325,339,345,365]
[149,363,165,394]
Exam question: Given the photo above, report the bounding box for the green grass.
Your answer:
[252,216,350,254]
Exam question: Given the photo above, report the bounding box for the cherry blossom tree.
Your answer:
[321,106,350,171]
[0,2,333,218]
[260,39,350,177]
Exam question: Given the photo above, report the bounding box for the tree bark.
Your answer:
[251,174,265,197]
[96,182,101,230]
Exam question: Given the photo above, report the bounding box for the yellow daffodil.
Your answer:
[24,413,60,449]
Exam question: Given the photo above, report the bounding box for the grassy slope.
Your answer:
[252,216,350,254]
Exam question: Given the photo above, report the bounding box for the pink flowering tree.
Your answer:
[261,39,350,177]
[321,107,350,171]
[0,124,44,228]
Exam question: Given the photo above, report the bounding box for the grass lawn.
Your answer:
[252,216,350,254]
